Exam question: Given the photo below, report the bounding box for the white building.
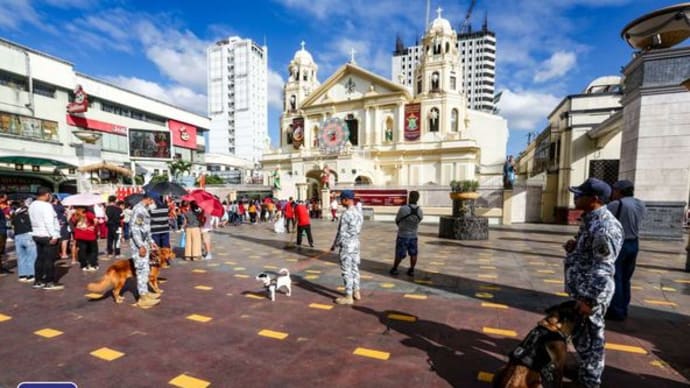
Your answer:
[0,37,209,193]
[263,10,508,208]
[391,17,496,112]
[207,36,268,164]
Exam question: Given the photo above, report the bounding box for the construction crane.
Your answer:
[459,0,477,34]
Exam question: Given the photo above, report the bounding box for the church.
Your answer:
[261,10,508,202]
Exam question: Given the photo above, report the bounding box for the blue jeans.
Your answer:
[15,233,37,277]
[609,239,639,319]
[152,232,170,248]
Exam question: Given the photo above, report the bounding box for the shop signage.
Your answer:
[66,84,88,113]
[168,119,197,149]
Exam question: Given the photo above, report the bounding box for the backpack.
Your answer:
[396,205,420,225]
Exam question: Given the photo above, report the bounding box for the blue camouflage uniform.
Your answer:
[332,206,363,296]
[565,206,623,387]
[130,202,153,297]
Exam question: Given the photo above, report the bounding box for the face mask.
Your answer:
[147,203,157,211]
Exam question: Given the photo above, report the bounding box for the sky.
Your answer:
[0,0,683,158]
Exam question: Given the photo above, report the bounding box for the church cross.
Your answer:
[300,40,306,51]
[436,6,443,19]
[350,48,356,64]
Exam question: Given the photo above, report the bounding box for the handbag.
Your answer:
[179,230,186,248]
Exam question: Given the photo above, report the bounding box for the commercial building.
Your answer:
[0,37,210,194]
[391,16,496,113]
[207,36,268,164]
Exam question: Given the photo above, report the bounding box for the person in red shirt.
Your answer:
[71,206,99,271]
[294,200,314,248]
[283,197,295,233]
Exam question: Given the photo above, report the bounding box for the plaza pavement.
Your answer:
[0,219,688,387]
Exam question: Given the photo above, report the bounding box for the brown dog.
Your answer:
[492,300,580,388]
[87,247,174,303]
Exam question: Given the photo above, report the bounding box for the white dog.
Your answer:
[255,268,292,301]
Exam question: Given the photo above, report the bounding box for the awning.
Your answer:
[78,161,133,177]
[0,156,77,169]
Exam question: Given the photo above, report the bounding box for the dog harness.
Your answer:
[509,325,567,385]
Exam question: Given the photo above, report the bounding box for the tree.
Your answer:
[167,160,192,181]
[197,174,224,185]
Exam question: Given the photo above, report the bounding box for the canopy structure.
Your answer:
[78,161,133,177]
[0,156,77,169]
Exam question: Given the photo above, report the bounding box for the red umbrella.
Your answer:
[182,189,224,217]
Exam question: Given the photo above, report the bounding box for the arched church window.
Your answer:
[290,95,296,111]
[429,108,440,132]
[433,36,441,55]
[312,125,319,148]
[303,73,308,81]
[451,109,459,132]
[431,72,440,91]
[416,78,422,94]
[345,114,359,146]
[385,116,394,142]
[445,42,450,53]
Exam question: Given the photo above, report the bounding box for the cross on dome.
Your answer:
[436,6,443,19]
[350,48,356,64]
[300,41,306,51]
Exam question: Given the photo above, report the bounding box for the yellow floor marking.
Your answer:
[543,279,562,284]
[336,286,345,291]
[480,266,497,270]
[90,347,125,361]
[353,347,390,360]
[478,274,497,279]
[414,279,433,285]
[661,287,677,292]
[0,313,11,322]
[258,329,288,340]
[309,303,333,310]
[430,261,445,265]
[186,314,212,323]
[192,269,207,273]
[648,269,668,273]
[605,343,647,354]
[234,274,250,279]
[475,292,494,299]
[379,283,396,288]
[631,286,643,290]
[387,313,417,322]
[528,261,547,266]
[249,255,261,259]
[650,360,668,368]
[169,373,211,388]
[644,299,677,307]
[477,371,494,382]
[479,285,501,291]
[306,269,321,274]
[404,294,427,300]
[427,270,439,274]
[285,258,298,262]
[245,293,265,300]
[304,275,319,280]
[537,269,555,274]
[478,259,492,263]
[673,279,690,284]
[554,292,569,297]
[360,274,373,279]
[34,328,63,338]
[159,279,168,283]
[481,302,508,309]
[207,263,219,267]
[482,327,517,337]
[194,285,213,291]
[224,261,237,265]
[85,293,103,299]
[233,267,246,271]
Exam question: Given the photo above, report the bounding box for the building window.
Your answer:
[450,76,456,90]
[431,71,440,91]
[589,160,619,185]
[451,109,459,132]
[33,81,56,98]
[428,107,440,132]
[345,114,358,145]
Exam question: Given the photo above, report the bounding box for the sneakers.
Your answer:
[353,289,361,301]
[389,268,399,276]
[334,295,354,305]
[18,276,28,283]
[136,293,160,308]
[407,268,415,277]
[43,283,64,290]
[32,282,46,289]
[83,266,98,272]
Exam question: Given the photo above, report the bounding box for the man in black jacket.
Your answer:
[0,192,11,274]
[105,195,123,257]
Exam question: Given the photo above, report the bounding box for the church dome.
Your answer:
[429,12,453,35]
[292,41,314,65]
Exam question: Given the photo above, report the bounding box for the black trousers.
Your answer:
[78,240,99,268]
[296,225,313,246]
[284,217,295,233]
[33,236,58,284]
[106,224,120,255]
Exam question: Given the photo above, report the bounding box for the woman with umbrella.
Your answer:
[182,201,204,261]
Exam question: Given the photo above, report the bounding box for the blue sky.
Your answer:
[0,0,681,157]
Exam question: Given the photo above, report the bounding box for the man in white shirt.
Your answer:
[28,187,63,290]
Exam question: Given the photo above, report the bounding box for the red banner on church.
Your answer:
[404,103,421,141]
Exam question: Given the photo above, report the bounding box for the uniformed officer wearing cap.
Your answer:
[330,190,363,305]
[606,180,646,321]
[563,177,623,388]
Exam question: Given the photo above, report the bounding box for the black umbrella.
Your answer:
[124,193,145,207]
[143,181,188,197]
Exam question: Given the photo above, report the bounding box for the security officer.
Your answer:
[130,193,160,308]
[563,178,623,388]
[330,190,363,305]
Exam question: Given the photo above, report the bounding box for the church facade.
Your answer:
[262,11,508,201]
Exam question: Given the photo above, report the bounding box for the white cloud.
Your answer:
[533,51,577,83]
[267,68,284,110]
[41,0,93,9]
[498,89,561,131]
[0,0,43,30]
[105,76,207,116]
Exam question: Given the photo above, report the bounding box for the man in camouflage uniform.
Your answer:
[563,178,623,388]
[330,190,363,305]
[130,193,160,308]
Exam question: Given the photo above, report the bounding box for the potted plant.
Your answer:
[449,180,480,201]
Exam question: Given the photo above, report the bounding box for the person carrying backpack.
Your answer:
[389,191,423,277]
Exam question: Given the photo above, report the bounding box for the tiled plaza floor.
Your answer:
[0,220,688,387]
